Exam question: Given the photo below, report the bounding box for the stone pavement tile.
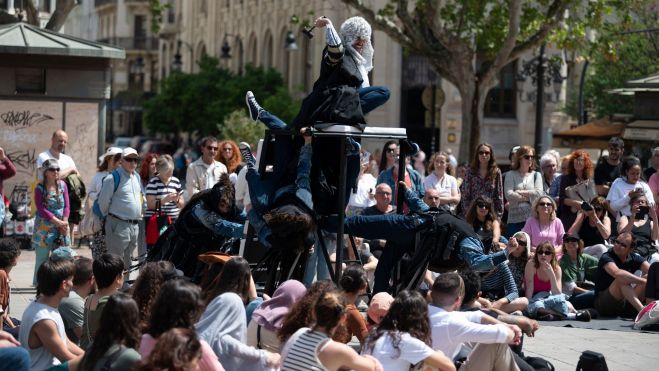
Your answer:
[523,325,659,371]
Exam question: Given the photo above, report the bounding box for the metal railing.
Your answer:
[97,37,159,51]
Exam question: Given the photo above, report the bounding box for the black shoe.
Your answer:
[245,91,263,122]
[239,142,256,168]
[576,310,591,322]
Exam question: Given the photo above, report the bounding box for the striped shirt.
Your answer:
[281,328,330,371]
[144,175,182,218]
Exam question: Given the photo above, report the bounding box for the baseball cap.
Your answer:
[122,147,139,158]
[563,232,581,242]
[99,146,122,163]
[50,246,78,262]
[367,292,394,324]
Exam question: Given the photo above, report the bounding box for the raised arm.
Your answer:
[317,17,345,67]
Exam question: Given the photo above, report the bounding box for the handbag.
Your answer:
[79,199,103,236]
[565,179,597,213]
[146,200,172,245]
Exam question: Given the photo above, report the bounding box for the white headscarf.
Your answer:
[340,16,374,72]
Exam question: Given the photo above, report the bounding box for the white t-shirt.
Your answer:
[19,300,68,371]
[37,150,76,171]
[362,332,434,371]
[423,173,458,197]
[348,173,377,209]
[606,178,655,219]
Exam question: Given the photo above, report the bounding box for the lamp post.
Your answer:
[172,40,193,73]
[515,43,564,155]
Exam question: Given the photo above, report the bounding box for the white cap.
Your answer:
[122,147,139,158]
[99,146,123,163]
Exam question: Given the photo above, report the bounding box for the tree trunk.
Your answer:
[45,0,78,32]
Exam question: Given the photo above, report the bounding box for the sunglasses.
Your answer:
[476,203,488,209]
[386,148,396,153]
[124,158,139,163]
[206,146,219,151]
[47,168,61,172]
[537,250,553,256]
[523,155,535,160]
[538,202,553,207]
[478,151,491,156]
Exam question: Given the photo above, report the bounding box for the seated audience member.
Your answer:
[277,280,336,344]
[362,183,394,258]
[423,188,442,209]
[607,156,655,221]
[646,262,659,302]
[142,279,224,371]
[559,233,598,310]
[19,259,84,370]
[201,256,261,323]
[247,280,306,353]
[137,328,202,371]
[567,196,611,258]
[280,288,383,371]
[594,232,650,317]
[366,292,393,330]
[466,196,506,250]
[0,238,21,338]
[80,253,125,349]
[617,190,658,260]
[524,242,590,321]
[0,329,29,371]
[71,293,141,371]
[362,290,454,371]
[429,273,522,370]
[337,265,369,345]
[557,150,596,230]
[130,261,179,331]
[507,232,531,291]
[522,196,565,255]
[59,257,94,345]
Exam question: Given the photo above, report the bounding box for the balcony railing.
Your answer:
[97,37,159,51]
[95,0,147,6]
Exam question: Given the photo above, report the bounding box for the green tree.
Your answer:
[218,110,267,148]
[144,57,300,137]
[339,0,637,160]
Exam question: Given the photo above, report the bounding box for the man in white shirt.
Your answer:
[428,272,521,370]
[37,130,78,179]
[186,136,228,198]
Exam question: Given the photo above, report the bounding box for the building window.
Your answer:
[15,68,46,94]
[484,62,516,118]
[0,1,8,11]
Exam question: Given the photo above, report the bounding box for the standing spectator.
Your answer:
[412,150,426,178]
[347,152,377,216]
[73,293,142,371]
[87,147,122,259]
[0,238,20,338]
[97,148,143,270]
[139,153,159,188]
[80,253,125,349]
[137,328,202,371]
[594,137,624,197]
[215,140,243,182]
[423,152,460,211]
[522,196,565,254]
[459,143,504,218]
[377,146,424,207]
[504,145,544,237]
[186,137,228,198]
[361,290,454,371]
[540,151,560,193]
[37,130,78,179]
[567,196,611,258]
[378,141,398,174]
[144,155,183,246]
[617,190,658,259]
[32,159,70,285]
[19,259,84,370]
[59,257,94,345]
[548,155,570,202]
[594,232,650,316]
[0,146,16,208]
[607,156,655,221]
[428,273,522,370]
[558,150,596,229]
[643,146,659,180]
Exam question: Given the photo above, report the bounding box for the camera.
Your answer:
[636,205,650,219]
[581,201,593,211]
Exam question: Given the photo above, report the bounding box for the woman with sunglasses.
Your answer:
[522,196,565,256]
[460,143,503,219]
[504,145,544,237]
[559,233,598,310]
[566,196,611,258]
[31,159,71,285]
[423,151,460,211]
[465,196,505,251]
[524,241,590,321]
[378,141,398,174]
[617,190,659,260]
[558,150,596,230]
[508,232,531,291]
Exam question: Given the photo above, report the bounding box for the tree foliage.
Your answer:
[144,57,300,137]
[218,110,267,148]
[339,0,640,159]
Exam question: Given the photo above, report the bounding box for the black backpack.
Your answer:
[575,350,608,371]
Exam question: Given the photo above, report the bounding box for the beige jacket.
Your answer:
[185,158,228,197]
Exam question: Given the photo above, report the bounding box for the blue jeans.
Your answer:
[258,110,288,130]
[0,347,30,371]
[303,231,332,286]
[527,292,570,317]
[359,86,390,114]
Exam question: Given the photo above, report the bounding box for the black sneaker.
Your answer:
[245,91,263,122]
[576,310,591,322]
[239,142,256,168]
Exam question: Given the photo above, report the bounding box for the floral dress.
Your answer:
[459,167,504,218]
[32,182,71,250]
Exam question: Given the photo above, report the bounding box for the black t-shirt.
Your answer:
[595,250,644,293]
[594,157,621,186]
[644,167,656,181]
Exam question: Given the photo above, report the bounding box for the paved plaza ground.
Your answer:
[7,246,659,371]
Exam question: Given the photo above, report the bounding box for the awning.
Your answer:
[623,120,659,141]
[554,118,625,138]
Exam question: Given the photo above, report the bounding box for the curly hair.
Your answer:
[145,280,204,338]
[566,150,594,179]
[364,290,431,358]
[0,238,21,269]
[511,145,536,171]
[465,196,498,231]
[215,140,242,174]
[131,261,177,330]
[202,256,252,305]
[470,143,499,182]
[278,280,336,343]
[136,328,201,371]
[427,151,453,176]
[533,241,559,270]
[312,288,347,332]
[264,209,315,253]
[80,293,140,371]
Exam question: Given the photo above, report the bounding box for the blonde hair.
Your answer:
[531,196,557,220]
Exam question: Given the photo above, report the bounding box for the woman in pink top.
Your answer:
[524,242,589,321]
[522,196,565,257]
[140,280,224,371]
